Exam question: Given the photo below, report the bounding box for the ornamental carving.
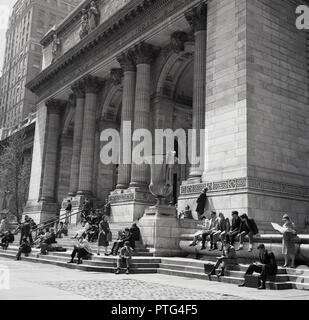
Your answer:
[51,34,61,63]
[117,50,136,72]
[89,1,101,31]
[185,3,207,32]
[83,75,105,94]
[79,8,90,39]
[170,31,188,53]
[132,42,161,65]
[71,80,86,99]
[46,99,66,115]
[110,68,124,86]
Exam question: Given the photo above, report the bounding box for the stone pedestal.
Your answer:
[139,205,199,257]
[109,188,155,223]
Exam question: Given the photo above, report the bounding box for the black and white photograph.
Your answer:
[0,0,309,312]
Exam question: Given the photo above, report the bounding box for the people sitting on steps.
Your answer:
[109,228,134,256]
[239,243,278,290]
[15,215,33,245]
[237,214,259,252]
[56,222,68,239]
[16,238,32,261]
[0,231,15,250]
[209,212,230,251]
[226,211,241,246]
[68,234,93,265]
[39,228,57,255]
[207,239,238,279]
[115,241,133,275]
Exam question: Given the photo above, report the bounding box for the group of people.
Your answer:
[190,211,259,252]
[204,213,298,289]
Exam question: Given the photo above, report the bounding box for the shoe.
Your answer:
[238,282,245,287]
[97,253,100,256]
[126,269,130,275]
[77,260,82,265]
[67,260,74,264]
[115,269,120,275]
[258,285,266,290]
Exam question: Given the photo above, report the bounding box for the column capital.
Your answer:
[185,3,207,32]
[132,42,161,65]
[110,68,124,86]
[71,80,86,99]
[83,75,105,94]
[46,98,66,115]
[170,31,189,53]
[117,50,136,72]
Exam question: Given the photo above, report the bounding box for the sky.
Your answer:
[0,0,16,74]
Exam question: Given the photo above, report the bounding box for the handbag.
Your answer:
[107,231,112,242]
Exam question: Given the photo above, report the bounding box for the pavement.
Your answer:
[0,257,309,300]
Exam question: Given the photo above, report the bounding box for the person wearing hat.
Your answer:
[239,244,278,289]
[281,214,297,268]
[196,188,208,219]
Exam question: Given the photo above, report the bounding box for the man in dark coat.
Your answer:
[196,188,208,218]
[226,211,241,246]
[237,214,259,252]
[239,244,278,289]
[18,216,33,245]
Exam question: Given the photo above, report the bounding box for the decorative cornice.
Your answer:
[180,177,309,200]
[27,0,202,96]
[185,2,207,32]
[110,68,124,86]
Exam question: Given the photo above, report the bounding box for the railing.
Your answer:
[30,210,82,240]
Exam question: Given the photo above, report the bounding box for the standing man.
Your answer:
[196,188,208,219]
[239,244,278,290]
[65,200,72,225]
[16,216,33,245]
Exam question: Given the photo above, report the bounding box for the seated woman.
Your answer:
[207,240,238,279]
[109,228,132,256]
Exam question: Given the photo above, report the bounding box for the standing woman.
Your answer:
[97,216,111,256]
[282,214,297,268]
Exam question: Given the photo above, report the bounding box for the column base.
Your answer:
[139,206,200,257]
[23,200,59,224]
[109,188,155,223]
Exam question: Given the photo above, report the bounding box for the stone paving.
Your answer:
[1,257,309,300]
[41,279,245,300]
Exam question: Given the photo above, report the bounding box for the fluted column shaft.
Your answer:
[69,82,85,196]
[78,76,103,196]
[130,43,160,188]
[186,3,207,179]
[116,51,136,189]
[41,99,64,201]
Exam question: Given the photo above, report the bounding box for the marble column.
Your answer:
[130,42,160,188]
[41,99,65,202]
[68,80,85,196]
[185,3,207,180]
[116,50,136,189]
[78,75,104,196]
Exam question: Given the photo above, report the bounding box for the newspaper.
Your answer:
[271,223,286,234]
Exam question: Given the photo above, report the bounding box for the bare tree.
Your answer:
[0,130,31,222]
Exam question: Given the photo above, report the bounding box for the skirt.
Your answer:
[98,232,109,247]
[282,232,297,255]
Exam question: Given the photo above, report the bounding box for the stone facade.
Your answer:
[24,0,309,243]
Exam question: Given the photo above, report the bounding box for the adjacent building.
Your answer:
[0,0,82,131]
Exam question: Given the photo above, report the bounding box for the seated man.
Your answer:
[189,216,209,247]
[210,213,230,251]
[0,231,15,250]
[68,235,93,264]
[56,222,68,238]
[115,241,133,275]
[237,214,259,252]
[207,240,238,278]
[226,211,241,246]
[16,238,32,261]
[40,228,57,255]
[239,244,278,290]
[201,211,219,250]
[130,223,141,248]
[109,228,132,256]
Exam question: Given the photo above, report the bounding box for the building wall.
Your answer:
[0,0,82,130]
